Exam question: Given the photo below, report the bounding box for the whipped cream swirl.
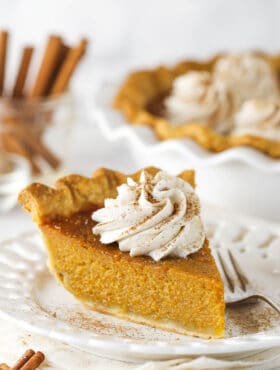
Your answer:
[234,99,280,141]
[92,171,205,261]
[214,53,279,107]
[165,71,233,133]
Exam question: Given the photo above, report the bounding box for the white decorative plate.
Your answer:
[91,82,280,222]
[0,207,279,362]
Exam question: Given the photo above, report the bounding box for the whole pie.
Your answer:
[18,167,225,339]
[113,52,280,157]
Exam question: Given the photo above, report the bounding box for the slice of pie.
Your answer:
[18,167,225,339]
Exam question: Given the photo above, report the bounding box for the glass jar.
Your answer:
[0,93,75,211]
[0,92,75,176]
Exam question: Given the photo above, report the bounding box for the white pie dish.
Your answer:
[91,82,280,222]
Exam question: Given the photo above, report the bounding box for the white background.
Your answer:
[1,0,280,90]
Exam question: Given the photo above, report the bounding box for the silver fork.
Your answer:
[215,249,280,314]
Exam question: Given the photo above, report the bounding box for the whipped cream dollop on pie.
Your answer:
[234,99,280,141]
[165,71,233,133]
[214,53,279,107]
[92,170,205,261]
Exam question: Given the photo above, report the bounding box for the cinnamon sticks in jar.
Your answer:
[12,47,33,98]
[0,31,8,96]
[0,30,88,175]
[50,38,87,95]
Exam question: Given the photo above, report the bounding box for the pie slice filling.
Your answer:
[18,167,225,339]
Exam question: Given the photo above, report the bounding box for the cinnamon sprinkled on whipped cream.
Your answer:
[214,53,279,107]
[165,71,233,133]
[234,99,280,141]
[92,171,205,261]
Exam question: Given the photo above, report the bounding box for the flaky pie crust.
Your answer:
[18,167,195,224]
[113,53,280,158]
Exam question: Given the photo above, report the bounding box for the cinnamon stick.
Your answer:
[50,38,87,95]
[2,114,60,173]
[0,30,8,96]
[15,126,60,169]
[45,43,70,95]
[11,349,35,370]
[19,352,44,370]
[12,47,34,98]
[1,132,41,174]
[29,35,63,97]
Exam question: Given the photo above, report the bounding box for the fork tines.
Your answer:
[215,249,248,293]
